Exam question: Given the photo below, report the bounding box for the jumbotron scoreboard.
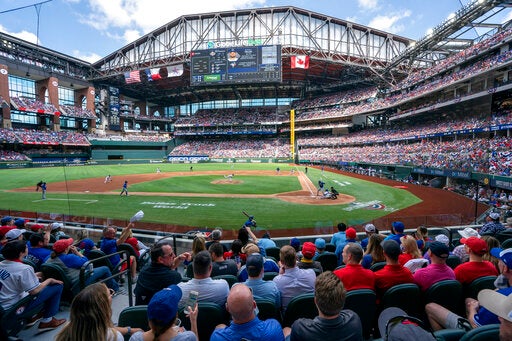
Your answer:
[190,45,282,86]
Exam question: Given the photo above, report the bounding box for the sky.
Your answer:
[0,0,511,63]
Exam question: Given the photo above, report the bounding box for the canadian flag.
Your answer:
[291,55,310,69]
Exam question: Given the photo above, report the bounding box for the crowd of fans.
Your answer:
[58,105,97,119]
[169,138,290,158]
[86,133,171,142]
[174,107,287,127]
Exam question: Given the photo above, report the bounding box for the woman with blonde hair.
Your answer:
[361,234,385,269]
[481,235,501,272]
[56,282,142,341]
[185,235,206,278]
[398,235,422,265]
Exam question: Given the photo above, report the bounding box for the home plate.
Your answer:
[85,190,90,192]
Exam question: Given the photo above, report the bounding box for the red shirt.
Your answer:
[398,253,413,266]
[454,261,498,285]
[374,264,414,297]
[333,264,375,291]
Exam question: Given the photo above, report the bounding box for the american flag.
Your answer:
[124,70,141,84]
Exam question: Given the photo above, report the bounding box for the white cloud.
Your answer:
[358,0,378,10]
[0,24,39,44]
[80,0,267,42]
[123,29,142,44]
[72,50,102,63]
[367,10,411,34]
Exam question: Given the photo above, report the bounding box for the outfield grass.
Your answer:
[0,163,421,231]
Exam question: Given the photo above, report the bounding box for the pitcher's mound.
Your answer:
[211,180,243,184]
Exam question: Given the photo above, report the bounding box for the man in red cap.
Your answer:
[297,241,323,273]
[454,236,498,285]
[335,227,359,266]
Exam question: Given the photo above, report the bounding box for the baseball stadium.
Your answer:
[2,1,512,340]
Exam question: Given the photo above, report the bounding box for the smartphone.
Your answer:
[185,290,199,314]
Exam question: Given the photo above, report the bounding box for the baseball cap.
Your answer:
[246,253,264,275]
[378,307,436,341]
[392,221,405,233]
[52,238,74,253]
[458,227,480,239]
[302,242,316,259]
[382,240,401,259]
[315,238,326,249]
[346,228,357,240]
[1,216,12,226]
[478,289,512,322]
[14,218,28,228]
[488,212,501,220]
[365,224,376,233]
[30,224,44,232]
[461,236,488,255]
[211,229,222,240]
[5,228,26,241]
[0,226,14,238]
[78,238,96,251]
[434,234,450,246]
[148,285,182,324]
[51,222,64,230]
[490,247,512,268]
[429,241,450,259]
[290,237,300,249]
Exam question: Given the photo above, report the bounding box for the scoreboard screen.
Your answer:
[190,45,281,86]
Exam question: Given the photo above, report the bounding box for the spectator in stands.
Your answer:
[273,245,315,311]
[223,239,246,265]
[239,253,281,308]
[210,284,284,341]
[481,235,501,273]
[77,238,97,258]
[177,250,229,309]
[1,216,14,227]
[56,282,140,341]
[480,211,506,235]
[257,231,277,251]
[413,241,455,292]
[330,223,347,247]
[374,240,414,297]
[478,289,512,340]
[289,237,302,259]
[335,227,359,265]
[313,238,328,260]
[26,225,52,271]
[283,271,363,340]
[185,235,206,278]
[100,222,137,282]
[384,221,406,244]
[0,240,66,331]
[205,229,228,253]
[50,223,66,240]
[453,227,480,262]
[238,243,279,282]
[426,247,512,331]
[361,223,377,249]
[130,285,198,341]
[333,243,375,291]
[454,236,498,285]
[135,241,188,305]
[45,238,119,292]
[297,242,323,273]
[5,228,26,242]
[362,233,386,269]
[398,235,422,266]
[209,242,238,277]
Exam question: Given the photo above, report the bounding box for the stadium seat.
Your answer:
[0,294,43,339]
[324,243,336,253]
[316,253,338,271]
[212,274,239,288]
[434,328,467,341]
[370,261,386,272]
[22,257,37,271]
[255,298,282,323]
[446,255,461,270]
[424,280,464,316]
[282,293,317,327]
[87,249,123,274]
[118,243,150,271]
[265,247,281,260]
[263,271,279,281]
[344,289,377,339]
[502,238,512,249]
[459,324,500,341]
[118,305,149,341]
[41,262,81,303]
[179,302,228,341]
[494,230,512,244]
[381,283,422,318]
[464,276,497,300]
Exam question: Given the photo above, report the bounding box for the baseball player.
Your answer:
[104,174,112,183]
[317,179,326,196]
[244,215,257,229]
[120,180,128,196]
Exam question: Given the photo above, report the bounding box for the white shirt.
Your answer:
[0,260,40,309]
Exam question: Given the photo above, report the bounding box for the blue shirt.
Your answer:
[384,233,404,244]
[210,316,284,341]
[242,278,281,307]
[330,232,346,246]
[26,247,51,271]
[474,287,512,326]
[100,238,120,266]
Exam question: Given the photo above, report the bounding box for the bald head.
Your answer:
[227,284,256,324]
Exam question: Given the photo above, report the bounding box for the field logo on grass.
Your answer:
[333,180,351,187]
[141,201,215,210]
[343,200,396,212]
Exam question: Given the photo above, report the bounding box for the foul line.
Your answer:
[32,198,98,204]
[300,172,316,196]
